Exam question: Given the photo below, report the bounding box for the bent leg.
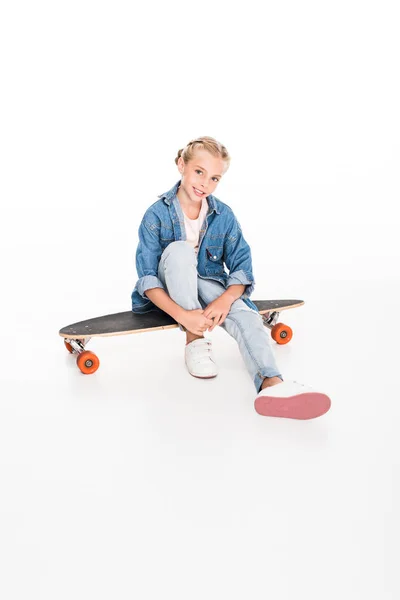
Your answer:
[158,241,202,331]
[158,241,202,310]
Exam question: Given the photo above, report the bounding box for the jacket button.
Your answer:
[213,255,217,259]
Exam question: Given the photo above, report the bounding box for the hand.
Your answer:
[203,294,234,332]
[180,309,214,336]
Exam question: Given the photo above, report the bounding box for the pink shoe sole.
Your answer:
[254,391,331,420]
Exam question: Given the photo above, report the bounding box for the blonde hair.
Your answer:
[175,136,231,173]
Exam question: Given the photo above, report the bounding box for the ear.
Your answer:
[177,156,184,174]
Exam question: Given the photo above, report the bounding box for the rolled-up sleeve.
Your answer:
[224,215,255,298]
[134,217,166,299]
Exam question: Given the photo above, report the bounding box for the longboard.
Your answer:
[59,299,304,374]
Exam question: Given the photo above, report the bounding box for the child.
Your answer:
[131,136,331,420]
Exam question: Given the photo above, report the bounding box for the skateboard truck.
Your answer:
[65,338,88,353]
[262,310,280,328]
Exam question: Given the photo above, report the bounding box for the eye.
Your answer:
[195,169,219,183]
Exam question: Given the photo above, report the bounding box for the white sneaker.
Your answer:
[184,338,218,379]
[254,379,331,420]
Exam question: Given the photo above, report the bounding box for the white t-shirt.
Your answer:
[182,197,209,256]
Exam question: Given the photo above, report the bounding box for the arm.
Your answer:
[222,214,255,299]
[223,283,246,302]
[134,216,186,322]
[201,215,254,330]
[134,217,165,298]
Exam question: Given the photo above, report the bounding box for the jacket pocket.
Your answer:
[205,246,224,275]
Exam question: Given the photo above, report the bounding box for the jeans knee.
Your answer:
[161,241,196,264]
[226,306,263,329]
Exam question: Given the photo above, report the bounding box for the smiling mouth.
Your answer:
[193,187,205,196]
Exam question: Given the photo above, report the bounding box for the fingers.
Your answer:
[208,318,217,332]
[209,313,227,331]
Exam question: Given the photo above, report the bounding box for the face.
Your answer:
[177,149,226,203]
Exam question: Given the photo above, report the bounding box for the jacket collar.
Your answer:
[158,179,221,215]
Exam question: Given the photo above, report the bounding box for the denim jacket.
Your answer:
[131,179,258,314]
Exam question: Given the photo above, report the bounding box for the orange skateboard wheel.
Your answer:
[77,351,100,374]
[271,323,293,345]
[64,340,74,353]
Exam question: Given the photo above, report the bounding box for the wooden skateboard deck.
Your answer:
[59,299,304,374]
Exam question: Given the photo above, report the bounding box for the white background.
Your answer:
[1,1,399,598]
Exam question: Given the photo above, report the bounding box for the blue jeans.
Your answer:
[157,241,283,393]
